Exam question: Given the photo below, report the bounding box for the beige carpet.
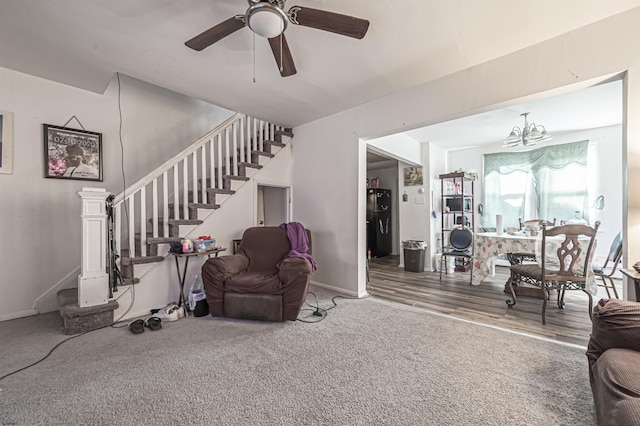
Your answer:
[0,292,595,425]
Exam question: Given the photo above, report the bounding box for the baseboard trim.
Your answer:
[310,280,366,298]
[0,309,39,322]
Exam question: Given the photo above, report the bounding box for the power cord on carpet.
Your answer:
[297,291,369,323]
[0,323,113,382]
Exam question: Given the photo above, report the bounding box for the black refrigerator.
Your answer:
[367,188,392,258]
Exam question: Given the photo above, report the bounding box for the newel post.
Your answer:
[76,187,110,307]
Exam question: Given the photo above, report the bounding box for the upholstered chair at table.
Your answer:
[593,231,623,299]
[439,226,474,284]
[201,225,315,322]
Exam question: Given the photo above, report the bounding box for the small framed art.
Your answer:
[43,124,103,181]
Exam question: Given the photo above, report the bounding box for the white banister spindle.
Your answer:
[239,116,245,163]
[257,120,262,152]
[162,171,169,238]
[191,152,198,204]
[139,187,147,257]
[172,164,179,222]
[128,196,135,257]
[232,121,238,176]
[224,129,230,181]
[200,145,207,203]
[182,158,189,219]
[152,179,158,239]
[114,203,122,261]
[208,137,215,191]
[252,117,258,153]
[246,116,251,158]
[216,134,222,189]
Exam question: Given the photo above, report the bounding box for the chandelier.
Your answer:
[502,112,552,148]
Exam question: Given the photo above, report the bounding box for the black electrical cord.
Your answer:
[0,323,113,382]
[296,291,369,323]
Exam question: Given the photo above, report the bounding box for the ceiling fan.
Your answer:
[185,0,370,77]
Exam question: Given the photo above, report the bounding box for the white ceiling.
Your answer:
[1,1,638,128]
[403,78,623,150]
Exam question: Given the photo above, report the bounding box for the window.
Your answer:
[482,141,589,229]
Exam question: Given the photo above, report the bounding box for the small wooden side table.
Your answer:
[621,269,640,301]
[169,248,226,313]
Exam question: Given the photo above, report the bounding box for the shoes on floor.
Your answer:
[151,304,184,322]
[129,319,145,334]
[145,316,162,330]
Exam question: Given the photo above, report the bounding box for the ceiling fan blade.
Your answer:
[289,7,369,39]
[268,34,297,77]
[185,16,246,51]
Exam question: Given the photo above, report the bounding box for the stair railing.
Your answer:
[111,113,282,260]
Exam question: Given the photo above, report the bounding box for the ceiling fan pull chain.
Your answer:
[280,35,283,73]
[253,32,256,83]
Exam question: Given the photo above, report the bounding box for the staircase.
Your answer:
[110,113,292,289]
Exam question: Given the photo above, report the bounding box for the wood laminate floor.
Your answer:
[367,255,622,347]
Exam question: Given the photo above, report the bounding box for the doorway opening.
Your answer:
[256,184,290,226]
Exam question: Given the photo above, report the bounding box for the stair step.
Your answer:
[120,277,141,286]
[223,175,250,182]
[206,188,235,205]
[190,202,220,210]
[120,255,165,266]
[266,140,286,148]
[238,161,262,170]
[251,151,274,164]
[147,237,182,245]
[275,129,294,142]
[168,219,203,226]
[207,188,236,195]
[222,175,250,191]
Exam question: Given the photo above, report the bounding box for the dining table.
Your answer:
[471,231,598,295]
[472,232,537,284]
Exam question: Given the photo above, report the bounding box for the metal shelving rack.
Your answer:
[439,172,475,270]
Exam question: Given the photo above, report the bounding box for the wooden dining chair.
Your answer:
[506,221,600,325]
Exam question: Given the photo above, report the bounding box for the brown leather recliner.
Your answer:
[201,226,313,321]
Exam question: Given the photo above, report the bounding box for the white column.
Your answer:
[77,187,110,307]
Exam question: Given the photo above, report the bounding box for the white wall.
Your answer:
[0,68,235,320]
[291,9,640,298]
[447,125,623,262]
[427,143,448,270]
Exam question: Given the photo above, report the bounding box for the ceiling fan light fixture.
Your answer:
[247,3,288,38]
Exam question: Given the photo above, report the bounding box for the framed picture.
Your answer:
[0,110,14,175]
[404,166,423,186]
[43,124,102,181]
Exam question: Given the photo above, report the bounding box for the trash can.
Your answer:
[403,240,427,272]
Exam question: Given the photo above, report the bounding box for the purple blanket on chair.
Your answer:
[278,222,317,273]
